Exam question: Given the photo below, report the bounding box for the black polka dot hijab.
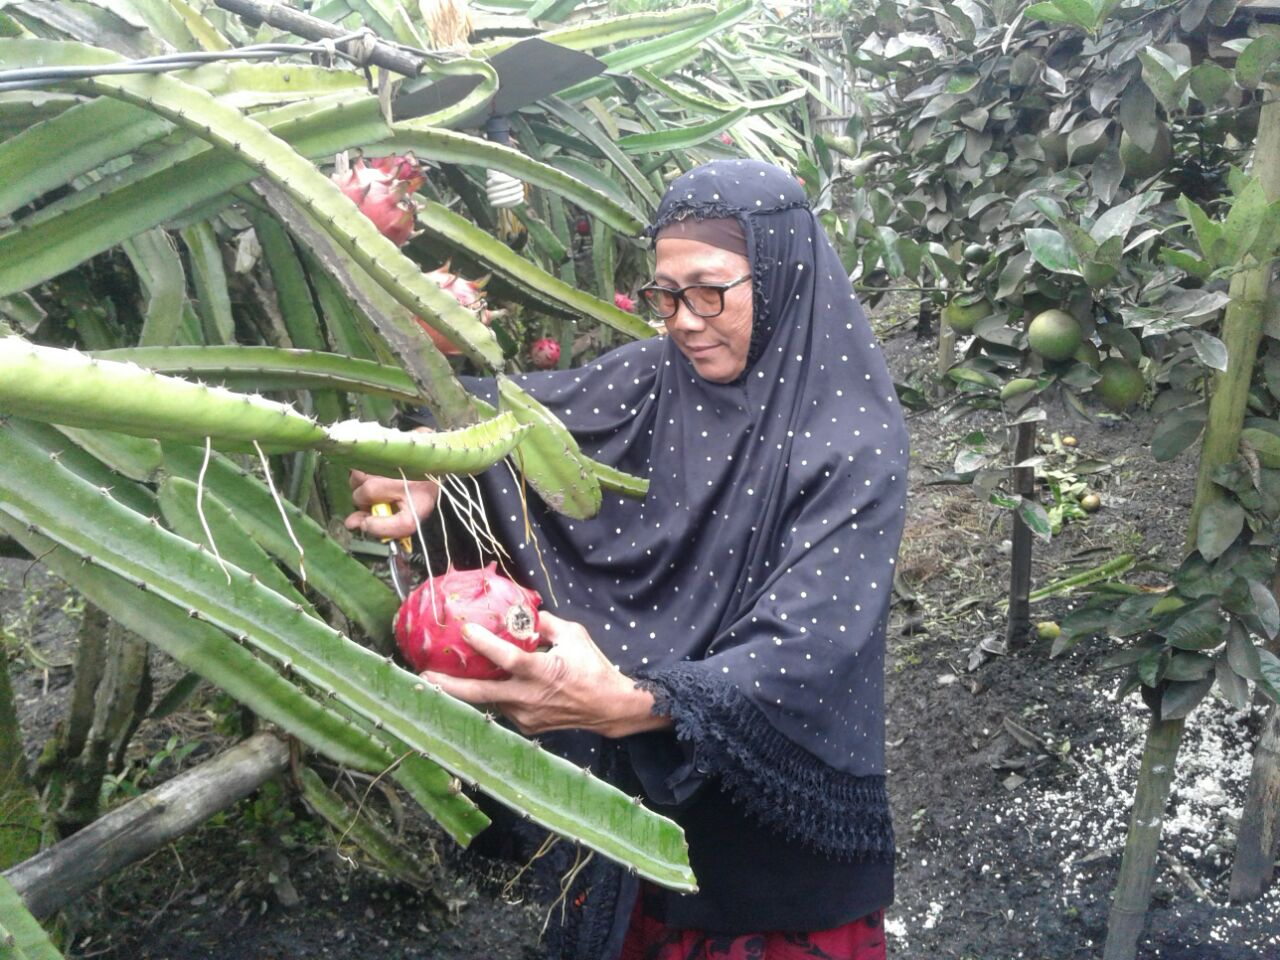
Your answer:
[461,159,908,861]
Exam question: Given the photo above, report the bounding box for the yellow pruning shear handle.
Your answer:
[370,502,413,555]
[371,503,414,601]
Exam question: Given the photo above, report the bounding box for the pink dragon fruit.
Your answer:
[614,292,635,313]
[415,261,490,356]
[530,337,560,369]
[330,154,423,247]
[395,563,542,680]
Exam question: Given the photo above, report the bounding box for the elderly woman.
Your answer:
[347,160,908,960]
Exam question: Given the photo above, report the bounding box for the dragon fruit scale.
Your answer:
[395,563,542,680]
[330,154,423,247]
[415,261,490,356]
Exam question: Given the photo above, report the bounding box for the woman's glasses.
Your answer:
[637,275,751,320]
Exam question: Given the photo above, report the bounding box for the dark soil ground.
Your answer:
[6,313,1280,959]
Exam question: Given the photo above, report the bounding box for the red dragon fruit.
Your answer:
[614,292,635,313]
[415,260,490,356]
[395,563,542,680]
[330,154,423,247]
[530,337,560,369]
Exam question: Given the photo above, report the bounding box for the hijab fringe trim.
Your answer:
[635,665,895,863]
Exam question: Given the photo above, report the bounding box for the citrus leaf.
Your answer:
[1165,607,1226,650]
[1197,498,1245,561]
[1025,228,1081,274]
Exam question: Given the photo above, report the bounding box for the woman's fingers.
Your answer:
[360,509,420,539]
[462,624,528,674]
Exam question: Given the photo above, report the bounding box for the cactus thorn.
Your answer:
[79,554,92,566]
[187,609,199,618]
[414,682,425,691]
[136,581,148,591]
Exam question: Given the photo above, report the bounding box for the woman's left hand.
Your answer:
[421,611,672,738]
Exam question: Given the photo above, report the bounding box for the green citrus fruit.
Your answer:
[1036,621,1061,641]
[963,243,989,264]
[1079,493,1101,512]
[1027,309,1083,362]
[943,297,992,334]
[1094,358,1144,411]
[1062,435,1078,447]
[1119,124,1172,180]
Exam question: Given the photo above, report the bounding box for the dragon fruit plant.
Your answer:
[395,562,542,680]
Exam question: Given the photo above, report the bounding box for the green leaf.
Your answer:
[1178,194,1226,266]
[1250,580,1280,638]
[1161,676,1214,720]
[1241,427,1280,468]
[946,68,980,94]
[1024,228,1081,274]
[1227,626,1264,680]
[1165,606,1226,650]
[1197,497,1245,561]
[1164,651,1214,681]
[1137,49,1187,113]
[1025,0,1093,28]
[1215,657,1252,708]
[1258,649,1280,703]
[1018,497,1053,542]
[1187,330,1229,372]
[1118,81,1159,153]
[1151,405,1207,461]
[1236,35,1280,90]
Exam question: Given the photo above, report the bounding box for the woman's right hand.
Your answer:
[344,470,439,539]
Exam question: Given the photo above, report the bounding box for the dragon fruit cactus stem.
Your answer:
[395,562,542,680]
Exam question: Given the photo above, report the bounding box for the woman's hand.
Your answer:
[344,470,439,540]
[422,611,673,738]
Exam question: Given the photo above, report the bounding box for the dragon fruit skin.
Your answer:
[330,155,422,247]
[395,563,542,680]
[614,292,635,313]
[529,337,560,369]
[415,263,490,356]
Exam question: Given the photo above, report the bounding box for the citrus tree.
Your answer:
[824,0,1280,955]
[0,0,821,939]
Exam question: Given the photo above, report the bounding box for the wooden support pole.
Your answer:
[213,0,429,76]
[1230,703,1280,901]
[3,732,289,918]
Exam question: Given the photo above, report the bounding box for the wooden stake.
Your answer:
[4,732,288,918]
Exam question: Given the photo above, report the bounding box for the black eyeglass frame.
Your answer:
[637,274,752,320]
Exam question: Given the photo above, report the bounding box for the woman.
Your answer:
[347,159,909,959]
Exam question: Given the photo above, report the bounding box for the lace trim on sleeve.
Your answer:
[635,664,894,863]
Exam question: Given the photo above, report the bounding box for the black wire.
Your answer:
[0,33,421,93]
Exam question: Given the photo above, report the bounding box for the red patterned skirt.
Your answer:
[619,888,888,960]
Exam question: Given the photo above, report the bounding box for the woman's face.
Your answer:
[654,238,753,383]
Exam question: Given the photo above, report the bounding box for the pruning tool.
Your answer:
[371,503,414,601]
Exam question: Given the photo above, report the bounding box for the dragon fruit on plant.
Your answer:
[415,261,490,356]
[529,338,560,370]
[395,563,542,680]
[614,292,635,313]
[330,153,424,247]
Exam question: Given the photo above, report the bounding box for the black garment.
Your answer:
[409,159,908,957]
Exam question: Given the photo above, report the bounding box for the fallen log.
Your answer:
[3,731,289,918]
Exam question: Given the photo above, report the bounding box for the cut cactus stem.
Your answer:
[0,337,325,450]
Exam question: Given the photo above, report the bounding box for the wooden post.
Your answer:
[4,732,289,918]
[1104,91,1280,960]
[1006,420,1037,650]
[1230,703,1280,901]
